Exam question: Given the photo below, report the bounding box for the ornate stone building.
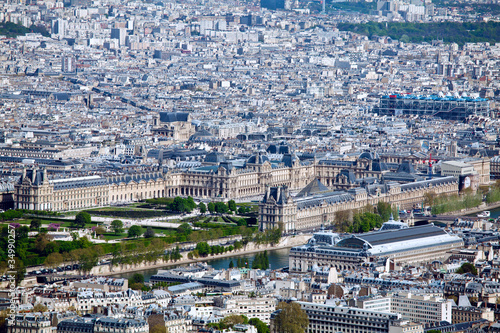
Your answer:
[289,224,464,272]
[152,112,195,142]
[15,169,166,211]
[259,176,459,233]
[165,152,316,199]
[13,150,469,213]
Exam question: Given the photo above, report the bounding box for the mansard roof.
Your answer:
[295,179,330,198]
[159,112,189,123]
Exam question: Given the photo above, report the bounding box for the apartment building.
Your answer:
[7,314,51,333]
[215,295,277,324]
[390,293,452,324]
[295,301,400,333]
[452,306,494,324]
[349,296,392,313]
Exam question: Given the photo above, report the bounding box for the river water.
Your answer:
[113,206,500,282]
[472,206,500,219]
[113,247,292,282]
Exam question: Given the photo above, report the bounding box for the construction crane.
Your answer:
[428,153,437,178]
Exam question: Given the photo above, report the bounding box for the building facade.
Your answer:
[373,94,489,121]
[452,306,494,324]
[14,152,469,213]
[14,169,166,211]
[260,176,459,233]
[390,293,452,324]
[8,314,51,333]
[289,224,464,272]
[292,301,400,333]
[152,112,195,142]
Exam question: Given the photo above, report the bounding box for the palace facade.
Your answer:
[259,176,459,233]
[15,169,166,211]
[14,150,466,212]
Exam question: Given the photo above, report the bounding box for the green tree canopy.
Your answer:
[111,220,124,235]
[208,202,215,214]
[128,225,143,238]
[73,211,91,228]
[129,273,145,284]
[177,223,192,235]
[195,242,210,257]
[44,252,63,268]
[199,202,207,214]
[274,302,309,333]
[456,263,478,276]
[144,227,155,238]
[215,202,228,214]
[249,318,269,333]
[30,219,41,230]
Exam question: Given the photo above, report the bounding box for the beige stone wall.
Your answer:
[52,185,108,211]
[265,178,459,233]
[109,179,166,203]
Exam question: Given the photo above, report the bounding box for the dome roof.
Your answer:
[359,151,379,160]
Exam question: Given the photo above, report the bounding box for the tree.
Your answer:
[12,258,26,285]
[456,263,478,276]
[208,202,215,214]
[424,191,437,207]
[172,246,181,261]
[237,218,247,226]
[334,210,351,232]
[44,252,63,268]
[199,202,207,214]
[228,200,237,212]
[249,318,269,333]
[186,196,197,210]
[144,227,155,238]
[195,242,210,257]
[214,202,228,214]
[0,309,9,333]
[177,223,192,235]
[78,248,99,273]
[94,226,106,236]
[129,273,145,284]
[229,260,234,268]
[171,196,187,212]
[376,201,393,222]
[149,324,166,333]
[30,219,41,230]
[273,302,309,333]
[34,233,53,253]
[32,303,48,313]
[221,315,245,328]
[73,211,91,228]
[111,220,124,235]
[128,225,143,238]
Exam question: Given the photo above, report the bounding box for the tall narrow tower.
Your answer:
[322,0,326,12]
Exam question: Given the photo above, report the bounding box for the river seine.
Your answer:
[113,206,500,282]
[113,247,291,282]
